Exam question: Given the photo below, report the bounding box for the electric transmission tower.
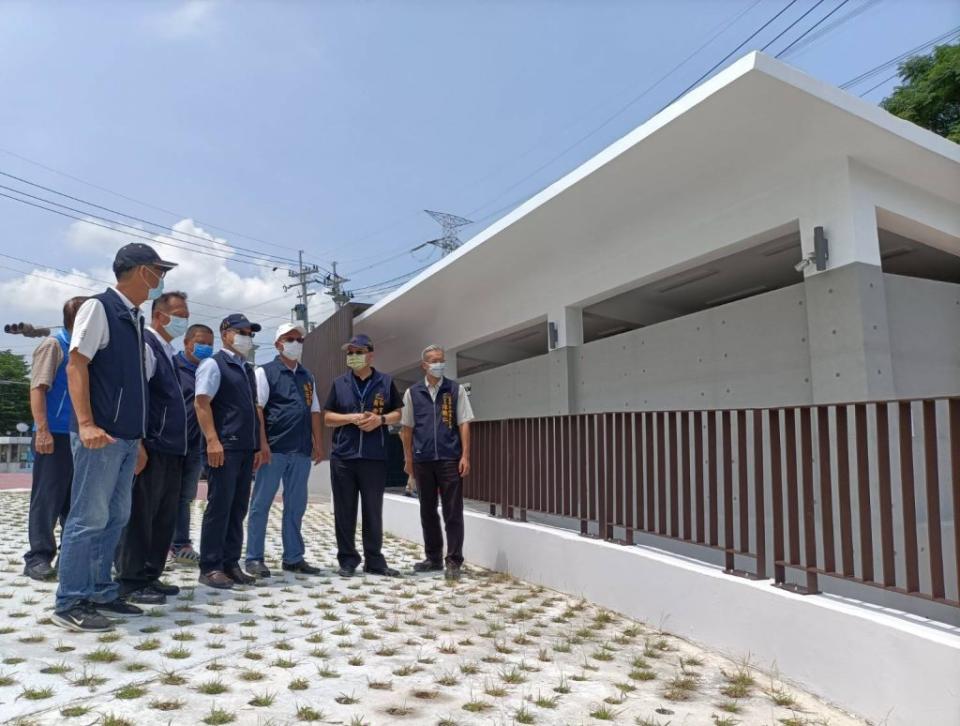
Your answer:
[415,209,473,256]
[323,261,354,309]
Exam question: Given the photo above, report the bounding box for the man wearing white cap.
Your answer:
[244,322,324,577]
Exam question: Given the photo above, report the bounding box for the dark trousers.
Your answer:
[199,449,254,574]
[330,458,387,571]
[172,450,204,548]
[116,448,184,593]
[414,459,465,567]
[24,433,73,568]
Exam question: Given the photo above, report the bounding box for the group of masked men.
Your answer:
[23,242,474,634]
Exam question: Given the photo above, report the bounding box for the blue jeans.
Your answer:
[172,450,204,548]
[55,436,139,613]
[245,452,311,565]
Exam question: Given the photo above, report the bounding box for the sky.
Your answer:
[0,0,957,366]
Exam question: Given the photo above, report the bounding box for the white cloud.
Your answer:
[150,0,219,39]
[0,218,335,361]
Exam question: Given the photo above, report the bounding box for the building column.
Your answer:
[800,158,895,404]
[546,306,583,415]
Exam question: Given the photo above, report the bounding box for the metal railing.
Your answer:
[467,397,960,609]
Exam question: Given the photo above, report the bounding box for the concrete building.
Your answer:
[355,51,960,418]
[306,52,960,725]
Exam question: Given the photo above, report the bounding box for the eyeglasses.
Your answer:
[283,337,305,344]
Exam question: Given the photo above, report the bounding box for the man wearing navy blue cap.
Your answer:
[194,313,264,589]
[323,334,404,577]
[53,242,177,633]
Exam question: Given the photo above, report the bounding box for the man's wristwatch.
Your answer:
[380,414,386,426]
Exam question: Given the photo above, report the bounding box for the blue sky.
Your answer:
[0,0,957,363]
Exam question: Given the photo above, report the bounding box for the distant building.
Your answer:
[0,436,32,473]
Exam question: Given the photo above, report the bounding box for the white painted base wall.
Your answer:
[381,494,960,726]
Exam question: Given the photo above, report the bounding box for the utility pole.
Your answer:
[323,261,353,309]
[284,250,323,329]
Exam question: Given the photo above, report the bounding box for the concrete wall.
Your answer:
[462,271,960,421]
[382,495,960,726]
[886,273,960,398]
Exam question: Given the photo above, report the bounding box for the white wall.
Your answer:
[382,495,960,726]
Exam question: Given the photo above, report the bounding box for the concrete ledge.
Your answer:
[382,494,960,726]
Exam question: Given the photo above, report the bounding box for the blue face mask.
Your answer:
[193,343,213,360]
[164,315,189,338]
[143,267,164,301]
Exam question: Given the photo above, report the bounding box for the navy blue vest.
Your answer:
[84,289,147,440]
[329,369,394,461]
[211,350,260,452]
[37,329,73,435]
[143,331,188,456]
[409,377,463,462]
[262,357,314,456]
[175,352,203,454]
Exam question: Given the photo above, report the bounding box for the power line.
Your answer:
[759,0,831,54]
[0,147,304,255]
[776,0,858,58]
[0,170,305,267]
[664,0,801,107]
[839,26,960,89]
[0,190,282,272]
[859,71,901,98]
[464,0,769,221]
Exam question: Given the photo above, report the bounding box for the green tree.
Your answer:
[882,42,960,143]
[0,350,31,435]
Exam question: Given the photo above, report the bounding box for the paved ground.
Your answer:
[0,490,863,725]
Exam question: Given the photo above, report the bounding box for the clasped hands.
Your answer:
[351,411,382,432]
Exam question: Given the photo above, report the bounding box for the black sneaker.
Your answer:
[413,559,444,573]
[282,560,322,575]
[127,588,166,605]
[95,597,145,617]
[52,603,114,633]
[23,561,57,581]
[149,581,180,596]
[245,560,271,578]
[364,566,402,578]
[337,566,356,578]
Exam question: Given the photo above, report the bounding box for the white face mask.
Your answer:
[281,341,303,361]
[427,362,446,378]
[231,334,254,355]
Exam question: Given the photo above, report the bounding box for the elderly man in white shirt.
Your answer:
[244,322,324,578]
[400,344,474,580]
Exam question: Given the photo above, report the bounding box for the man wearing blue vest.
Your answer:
[244,322,324,578]
[115,290,191,604]
[400,345,474,581]
[323,334,404,578]
[53,242,177,633]
[194,313,263,590]
[23,296,87,581]
[169,323,215,565]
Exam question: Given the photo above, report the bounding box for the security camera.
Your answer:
[794,252,816,273]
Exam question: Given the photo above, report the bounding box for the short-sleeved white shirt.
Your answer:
[400,377,475,428]
[70,287,143,361]
[254,363,321,412]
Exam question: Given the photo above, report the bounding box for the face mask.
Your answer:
[164,314,189,338]
[231,334,254,355]
[281,341,303,362]
[427,362,446,378]
[192,343,213,360]
[346,353,367,370]
[142,268,164,301]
